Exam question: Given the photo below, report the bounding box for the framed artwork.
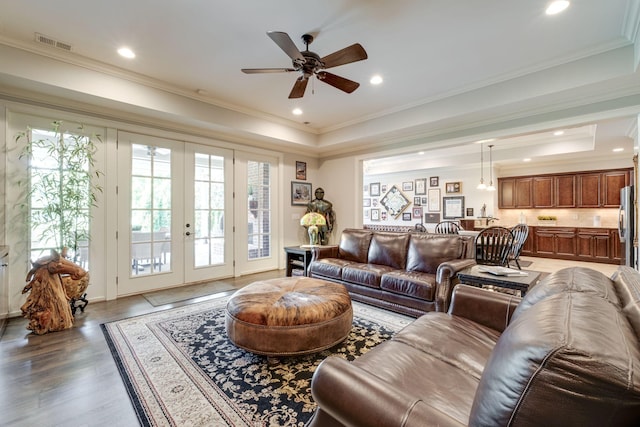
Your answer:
[295,161,307,180]
[381,211,387,221]
[414,197,421,206]
[430,176,439,187]
[371,208,380,221]
[381,184,387,193]
[370,182,381,197]
[412,206,423,219]
[372,198,378,207]
[446,182,461,194]
[364,209,370,219]
[425,213,440,224]
[421,197,427,204]
[379,185,411,218]
[402,181,414,192]
[443,196,465,219]
[466,208,474,217]
[291,181,312,206]
[363,198,371,207]
[427,188,441,212]
[415,178,427,195]
[402,212,412,221]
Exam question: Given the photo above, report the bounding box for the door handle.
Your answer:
[185,231,191,236]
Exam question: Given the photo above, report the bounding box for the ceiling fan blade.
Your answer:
[267,31,305,63]
[241,68,296,74]
[316,72,360,94]
[321,43,368,69]
[288,77,308,99]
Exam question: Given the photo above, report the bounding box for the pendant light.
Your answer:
[487,144,496,191]
[477,143,486,190]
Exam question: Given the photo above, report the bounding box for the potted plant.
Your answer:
[16,121,103,310]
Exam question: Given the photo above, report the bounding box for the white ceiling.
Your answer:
[0,0,638,166]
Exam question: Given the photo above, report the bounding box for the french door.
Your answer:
[116,132,234,295]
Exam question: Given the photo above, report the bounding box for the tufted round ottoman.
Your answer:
[225,277,353,358]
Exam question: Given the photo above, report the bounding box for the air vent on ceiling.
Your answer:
[35,33,72,51]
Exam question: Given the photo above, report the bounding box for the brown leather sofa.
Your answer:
[309,228,475,316]
[306,266,640,426]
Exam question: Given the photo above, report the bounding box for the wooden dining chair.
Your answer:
[434,221,461,234]
[474,226,515,267]
[508,224,529,269]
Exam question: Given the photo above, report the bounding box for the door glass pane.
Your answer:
[131,144,172,276]
[247,160,271,260]
[193,153,225,267]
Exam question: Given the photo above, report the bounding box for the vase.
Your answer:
[308,224,319,246]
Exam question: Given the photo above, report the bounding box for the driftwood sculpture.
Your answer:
[21,250,88,335]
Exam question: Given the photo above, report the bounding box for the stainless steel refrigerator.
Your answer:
[618,185,636,268]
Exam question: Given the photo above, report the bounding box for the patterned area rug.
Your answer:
[102,296,412,426]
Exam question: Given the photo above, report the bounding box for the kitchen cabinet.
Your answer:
[554,175,576,207]
[534,227,576,258]
[576,228,610,261]
[533,177,554,208]
[520,226,535,256]
[577,173,601,207]
[498,168,631,209]
[498,177,532,208]
[610,229,624,263]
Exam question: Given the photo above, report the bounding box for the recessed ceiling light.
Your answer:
[523,158,531,162]
[553,130,564,136]
[292,108,303,115]
[546,1,570,15]
[418,151,424,155]
[613,147,624,152]
[117,47,135,59]
[370,75,383,85]
[475,138,496,144]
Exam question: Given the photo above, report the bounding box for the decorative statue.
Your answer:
[306,187,336,245]
[21,250,88,335]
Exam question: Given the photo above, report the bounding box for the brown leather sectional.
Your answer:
[307,266,640,426]
[308,228,475,316]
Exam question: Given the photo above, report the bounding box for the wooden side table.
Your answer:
[284,246,313,277]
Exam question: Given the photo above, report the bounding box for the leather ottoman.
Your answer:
[225,277,353,359]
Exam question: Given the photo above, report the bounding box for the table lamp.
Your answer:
[300,212,326,246]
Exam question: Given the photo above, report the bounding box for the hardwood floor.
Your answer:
[0,269,282,427]
[0,260,624,426]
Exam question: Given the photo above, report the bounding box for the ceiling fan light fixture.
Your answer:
[370,75,383,85]
[292,108,303,115]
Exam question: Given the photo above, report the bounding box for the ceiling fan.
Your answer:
[241,31,368,99]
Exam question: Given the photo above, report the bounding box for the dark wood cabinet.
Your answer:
[534,227,576,259]
[555,175,576,207]
[498,168,631,209]
[528,227,621,264]
[498,178,516,208]
[577,173,601,207]
[532,177,553,208]
[602,170,630,207]
[576,228,610,260]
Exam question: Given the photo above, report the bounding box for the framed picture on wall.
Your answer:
[295,161,307,180]
[430,176,439,187]
[370,182,381,197]
[466,208,474,217]
[402,212,412,221]
[412,206,423,219]
[363,198,371,207]
[425,213,441,224]
[415,178,427,195]
[291,181,312,206]
[402,181,414,192]
[414,197,421,206]
[446,182,461,194]
[443,196,465,219]
[371,208,380,221]
[427,188,440,212]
